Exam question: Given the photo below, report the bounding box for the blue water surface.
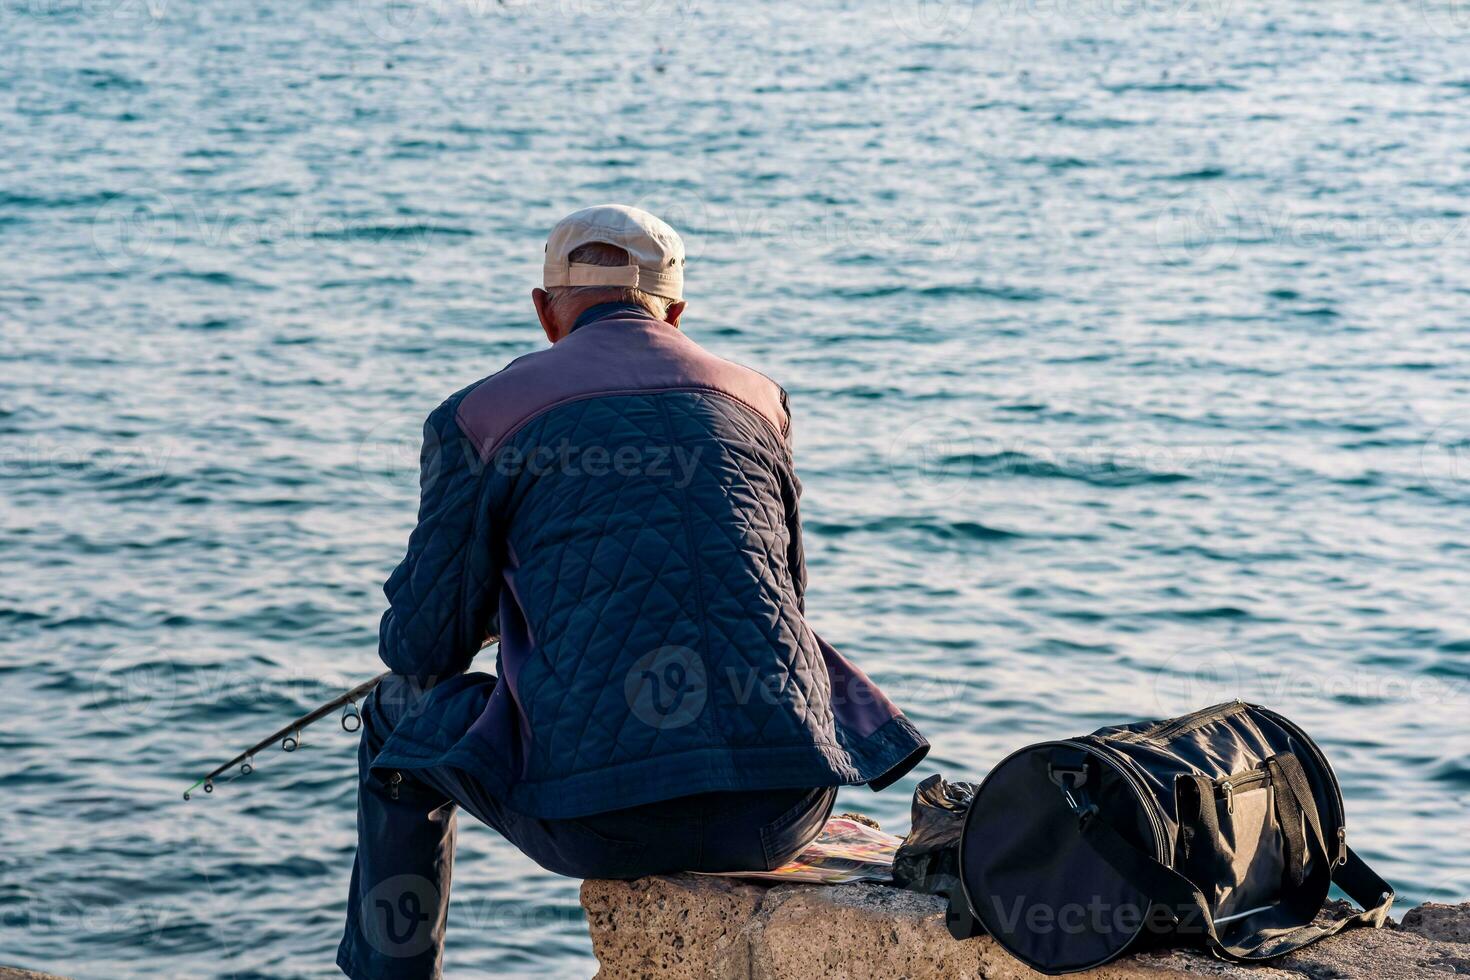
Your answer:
[2,0,1469,976]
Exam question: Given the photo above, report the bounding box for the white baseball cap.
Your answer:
[542,204,686,301]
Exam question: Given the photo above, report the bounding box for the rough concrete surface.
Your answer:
[581,875,1470,979]
[6,884,1466,979]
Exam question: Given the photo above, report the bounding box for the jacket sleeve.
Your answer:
[377,395,500,684]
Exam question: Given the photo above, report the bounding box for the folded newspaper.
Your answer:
[698,815,903,884]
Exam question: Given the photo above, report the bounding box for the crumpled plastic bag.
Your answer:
[891,773,977,892]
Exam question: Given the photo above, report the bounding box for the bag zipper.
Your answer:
[1216,767,1269,814]
[1116,701,1247,744]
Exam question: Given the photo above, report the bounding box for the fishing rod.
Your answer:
[183,671,388,800]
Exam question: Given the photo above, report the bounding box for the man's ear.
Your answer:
[532,288,558,343]
[665,300,686,328]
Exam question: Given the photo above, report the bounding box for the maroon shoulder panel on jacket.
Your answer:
[454,316,790,461]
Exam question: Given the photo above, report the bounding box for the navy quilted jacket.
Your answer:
[371,304,928,819]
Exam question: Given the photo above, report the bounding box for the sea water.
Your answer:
[2,0,1468,975]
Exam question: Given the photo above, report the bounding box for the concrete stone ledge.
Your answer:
[581,876,1470,979]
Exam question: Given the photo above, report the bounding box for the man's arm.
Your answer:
[378,395,499,685]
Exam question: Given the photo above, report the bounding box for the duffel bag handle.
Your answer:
[1075,751,1393,962]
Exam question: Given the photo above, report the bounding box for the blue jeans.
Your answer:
[337,674,836,980]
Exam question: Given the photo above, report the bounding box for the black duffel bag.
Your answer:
[946,701,1394,975]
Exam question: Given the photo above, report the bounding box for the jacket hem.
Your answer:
[371,714,929,820]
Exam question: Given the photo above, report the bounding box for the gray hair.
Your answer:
[547,241,673,324]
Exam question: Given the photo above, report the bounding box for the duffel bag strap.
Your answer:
[1266,753,1325,887]
[1261,753,1394,938]
[1331,845,1395,930]
[1076,751,1392,963]
[1075,805,1218,946]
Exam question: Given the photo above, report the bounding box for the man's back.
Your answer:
[373,305,927,818]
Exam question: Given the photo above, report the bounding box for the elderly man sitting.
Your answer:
[337,204,928,980]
